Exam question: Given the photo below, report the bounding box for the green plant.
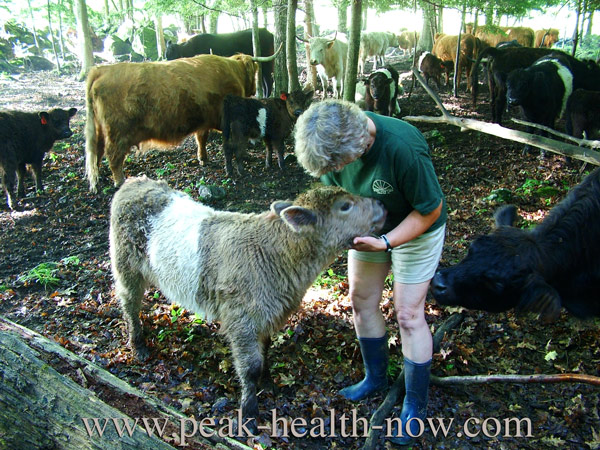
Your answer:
[18,262,60,289]
[53,142,70,152]
[314,268,346,287]
[171,306,183,323]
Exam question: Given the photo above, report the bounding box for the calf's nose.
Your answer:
[430,272,446,295]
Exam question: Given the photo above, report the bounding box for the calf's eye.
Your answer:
[340,202,352,212]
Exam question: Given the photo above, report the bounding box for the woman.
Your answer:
[294,99,446,444]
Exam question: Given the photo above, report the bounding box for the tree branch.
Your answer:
[511,118,600,149]
[431,373,600,387]
[404,68,600,166]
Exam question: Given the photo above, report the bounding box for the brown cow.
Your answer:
[397,31,419,56]
[84,52,277,193]
[503,27,535,47]
[534,29,559,48]
[432,33,479,91]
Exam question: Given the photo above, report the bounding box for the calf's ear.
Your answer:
[280,92,288,100]
[39,112,49,125]
[68,108,77,117]
[270,200,293,216]
[280,206,318,232]
[517,273,562,322]
[494,205,518,227]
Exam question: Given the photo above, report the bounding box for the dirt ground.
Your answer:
[0,56,599,450]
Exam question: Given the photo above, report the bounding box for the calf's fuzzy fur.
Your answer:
[109,176,386,432]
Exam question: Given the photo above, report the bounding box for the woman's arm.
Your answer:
[351,199,443,252]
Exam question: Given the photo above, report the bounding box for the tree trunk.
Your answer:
[304,0,318,92]
[343,0,361,103]
[273,0,288,96]
[47,0,62,73]
[361,5,367,30]
[250,0,264,98]
[27,0,42,55]
[452,5,466,97]
[286,0,301,92]
[0,317,253,450]
[587,10,594,36]
[155,15,165,60]
[417,0,436,53]
[209,0,221,34]
[58,0,66,59]
[572,0,581,57]
[75,0,94,81]
[337,0,348,34]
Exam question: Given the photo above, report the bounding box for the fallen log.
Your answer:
[0,316,252,450]
[404,68,600,166]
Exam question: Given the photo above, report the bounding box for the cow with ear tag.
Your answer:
[0,107,77,210]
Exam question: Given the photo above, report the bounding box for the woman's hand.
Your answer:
[351,235,387,252]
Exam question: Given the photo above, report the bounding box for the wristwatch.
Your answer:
[380,234,393,252]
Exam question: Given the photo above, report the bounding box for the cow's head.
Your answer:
[281,86,314,119]
[165,40,180,60]
[40,107,78,139]
[506,67,535,108]
[309,36,335,66]
[368,72,393,100]
[431,205,562,321]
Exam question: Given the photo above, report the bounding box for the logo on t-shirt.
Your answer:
[372,179,394,195]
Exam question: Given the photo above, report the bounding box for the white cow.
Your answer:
[359,31,396,74]
[308,34,348,98]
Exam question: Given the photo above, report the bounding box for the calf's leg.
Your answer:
[227,330,264,435]
[115,267,149,360]
[16,163,28,198]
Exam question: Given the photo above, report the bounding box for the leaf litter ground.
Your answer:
[0,59,598,450]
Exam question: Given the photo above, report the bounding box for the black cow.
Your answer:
[431,168,600,320]
[221,87,314,176]
[471,46,557,122]
[566,88,600,139]
[495,39,521,49]
[165,28,275,97]
[364,65,401,117]
[506,54,573,155]
[0,108,77,210]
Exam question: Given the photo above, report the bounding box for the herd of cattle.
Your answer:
[1,23,599,433]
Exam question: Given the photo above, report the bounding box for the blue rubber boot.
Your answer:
[389,357,431,445]
[339,335,388,401]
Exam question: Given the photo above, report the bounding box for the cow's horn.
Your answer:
[252,42,284,62]
[296,35,309,43]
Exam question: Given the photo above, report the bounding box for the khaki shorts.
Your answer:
[349,225,446,284]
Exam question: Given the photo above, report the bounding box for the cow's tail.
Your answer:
[471,46,499,107]
[85,67,101,193]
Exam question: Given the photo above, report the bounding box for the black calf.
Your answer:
[0,107,77,209]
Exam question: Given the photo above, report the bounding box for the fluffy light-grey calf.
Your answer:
[109,176,386,432]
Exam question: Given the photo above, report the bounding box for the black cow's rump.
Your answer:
[566,88,600,139]
[431,167,600,320]
[165,28,275,97]
[0,108,77,210]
